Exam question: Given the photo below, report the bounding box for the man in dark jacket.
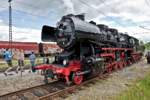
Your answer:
[146,52,150,64]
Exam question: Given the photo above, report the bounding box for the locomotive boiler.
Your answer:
[42,14,119,50]
[35,14,143,85]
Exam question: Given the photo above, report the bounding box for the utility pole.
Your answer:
[8,0,12,53]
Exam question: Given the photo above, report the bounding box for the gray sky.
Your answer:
[0,0,150,42]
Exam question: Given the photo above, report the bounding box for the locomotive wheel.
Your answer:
[73,71,83,85]
[106,64,112,73]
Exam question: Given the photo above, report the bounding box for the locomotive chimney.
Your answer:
[41,25,57,42]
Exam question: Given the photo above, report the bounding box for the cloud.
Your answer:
[0,19,41,42]
[62,0,74,14]
[0,0,150,42]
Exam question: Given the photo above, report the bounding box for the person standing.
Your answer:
[15,49,20,73]
[16,49,25,75]
[3,48,13,76]
[20,49,25,71]
[29,52,36,72]
[43,54,49,64]
[146,52,150,64]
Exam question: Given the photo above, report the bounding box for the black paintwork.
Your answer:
[41,14,139,50]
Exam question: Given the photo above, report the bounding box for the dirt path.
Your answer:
[65,59,150,100]
[0,70,45,96]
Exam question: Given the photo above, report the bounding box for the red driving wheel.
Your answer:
[73,71,83,85]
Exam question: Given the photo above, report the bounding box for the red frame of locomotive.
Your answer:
[36,47,142,85]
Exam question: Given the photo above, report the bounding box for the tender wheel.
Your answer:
[73,71,83,85]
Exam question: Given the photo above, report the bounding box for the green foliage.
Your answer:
[145,42,150,50]
[115,73,150,100]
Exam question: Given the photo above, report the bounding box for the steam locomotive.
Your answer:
[35,14,143,85]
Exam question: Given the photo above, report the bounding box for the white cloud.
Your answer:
[62,0,74,14]
[0,0,150,42]
[0,19,41,42]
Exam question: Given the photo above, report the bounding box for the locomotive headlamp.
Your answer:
[63,59,67,65]
[63,59,68,66]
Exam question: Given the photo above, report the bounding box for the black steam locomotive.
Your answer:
[36,14,143,85]
[42,14,139,49]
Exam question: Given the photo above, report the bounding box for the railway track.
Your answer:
[0,59,144,100]
[0,74,109,100]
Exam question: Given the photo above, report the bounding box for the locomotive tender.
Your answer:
[35,14,142,85]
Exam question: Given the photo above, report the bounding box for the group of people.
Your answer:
[3,48,36,76]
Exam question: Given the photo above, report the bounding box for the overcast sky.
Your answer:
[0,0,150,43]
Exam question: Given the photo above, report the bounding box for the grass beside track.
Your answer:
[115,72,150,100]
[0,57,54,72]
